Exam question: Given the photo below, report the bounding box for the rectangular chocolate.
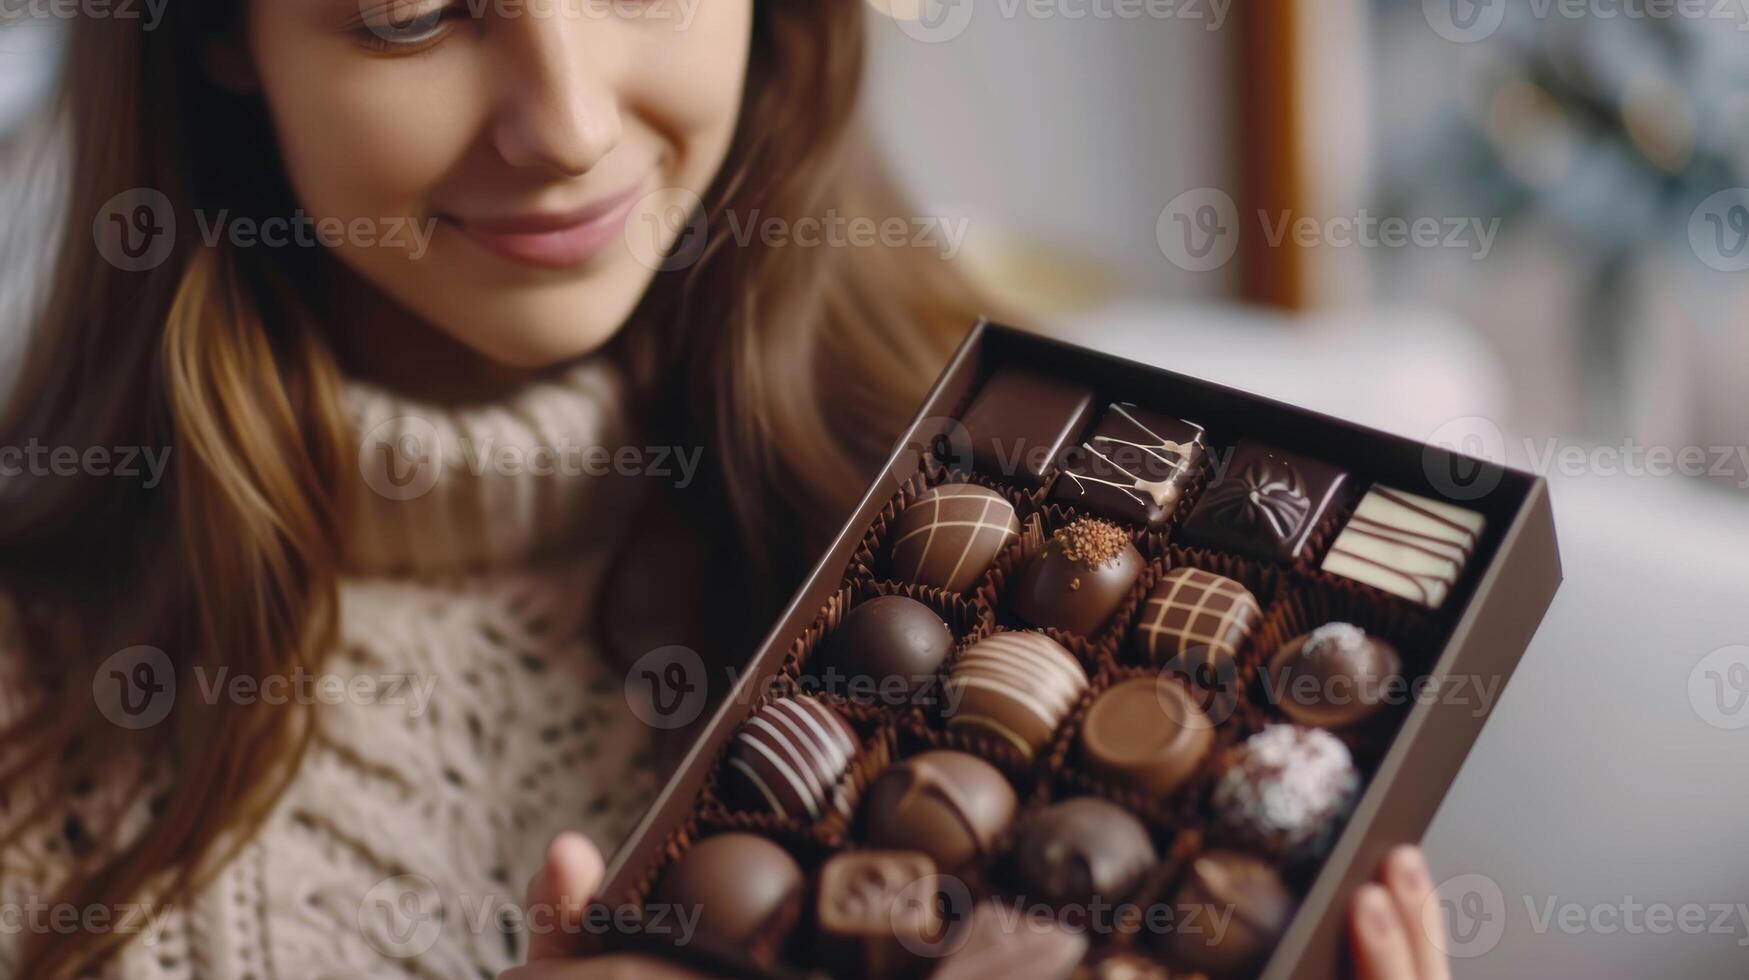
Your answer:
[599,321,1562,980]
[1049,402,1205,528]
[1179,441,1348,561]
[957,366,1094,487]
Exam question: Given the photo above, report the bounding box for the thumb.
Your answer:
[523,831,605,962]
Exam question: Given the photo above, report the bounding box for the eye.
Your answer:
[355,2,467,54]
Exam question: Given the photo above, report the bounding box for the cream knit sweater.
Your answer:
[0,359,663,978]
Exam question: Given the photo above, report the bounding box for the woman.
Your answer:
[0,2,1449,977]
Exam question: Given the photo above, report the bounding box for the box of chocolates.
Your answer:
[593,321,1562,978]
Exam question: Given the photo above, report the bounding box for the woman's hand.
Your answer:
[1348,845,1451,980]
[498,832,679,980]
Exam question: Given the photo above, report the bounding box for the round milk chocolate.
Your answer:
[1162,851,1295,976]
[1268,623,1402,729]
[1211,725,1360,863]
[819,595,954,701]
[650,833,803,956]
[1013,797,1158,908]
[891,485,1021,593]
[1078,676,1214,797]
[863,750,1017,870]
[944,632,1088,760]
[720,696,858,821]
[1012,518,1143,637]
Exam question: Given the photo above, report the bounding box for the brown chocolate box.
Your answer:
[597,320,1563,979]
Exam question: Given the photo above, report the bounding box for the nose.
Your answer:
[491,17,623,176]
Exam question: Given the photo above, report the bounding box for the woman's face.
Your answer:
[245,0,752,368]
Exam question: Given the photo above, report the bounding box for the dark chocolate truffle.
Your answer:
[890,485,1021,593]
[1012,518,1144,637]
[650,833,803,960]
[1162,851,1296,976]
[720,696,858,821]
[1321,485,1485,609]
[1013,797,1159,908]
[1079,677,1214,797]
[933,901,1089,980]
[818,595,954,703]
[959,367,1096,487]
[1051,404,1205,529]
[1267,623,1403,729]
[944,632,1088,760]
[1131,568,1263,678]
[863,750,1018,871]
[1211,726,1360,863]
[1179,443,1348,562]
[816,850,941,979]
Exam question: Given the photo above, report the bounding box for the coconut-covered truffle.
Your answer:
[1211,725,1361,863]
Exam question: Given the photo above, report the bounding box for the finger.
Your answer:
[1385,846,1450,980]
[1350,883,1420,980]
[524,831,605,962]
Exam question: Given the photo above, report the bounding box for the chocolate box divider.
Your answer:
[599,320,1562,980]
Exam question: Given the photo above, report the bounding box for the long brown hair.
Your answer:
[0,2,985,975]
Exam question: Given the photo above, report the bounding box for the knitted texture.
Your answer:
[0,359,662,977]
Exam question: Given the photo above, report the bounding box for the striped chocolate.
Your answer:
[944,632,1088,760]
[889,485,1021,594]
[1321,486,1485,609]
[721,697,859,821]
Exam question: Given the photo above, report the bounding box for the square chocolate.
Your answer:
[1132,567,1263,674]
[1050,403,1205,528]
[1321,485,1486,608]
[958,367,1095,487]
[1180,442,1347,561]
[817,850,941,978]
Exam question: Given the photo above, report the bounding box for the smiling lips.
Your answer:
[449,180,649,269]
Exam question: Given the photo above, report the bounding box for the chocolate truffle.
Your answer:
[863,750,1018,871]
[944,632,1088,760]
[890,485,1021,593]
[1267,623,1403,730]
[1051,404,1205,529]
[1211,726,1361,863]
[1131,568,1263,678]
[959,367,1096,487]
[650,833,803,961]
[1013,797,1159,908]
[817,850,941,979]
[720,696,859,821]
[1162,851,1296,976]
[1321,485,1486,609]
[1180,443,1347,562]
[1078,677,1214,797]
[933,901,1090,980]
[819,595,955,703]
[1012,518,1144,637]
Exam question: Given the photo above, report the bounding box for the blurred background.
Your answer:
[4,2,1748,976]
